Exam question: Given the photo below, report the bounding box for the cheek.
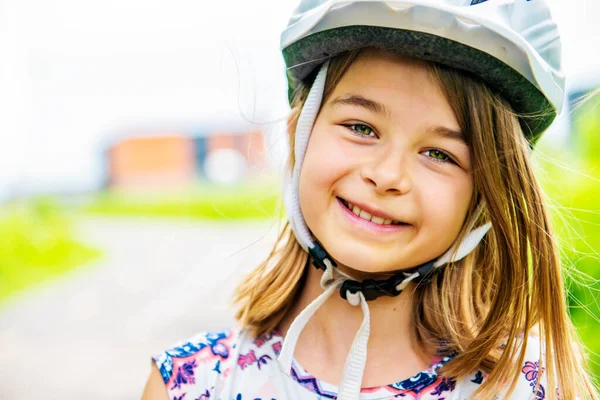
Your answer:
[420,173,473,234]
[298,127,352,224]
[299,127,348,190]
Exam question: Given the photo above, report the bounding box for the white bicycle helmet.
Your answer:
[277,2,565,399]
[282,0,564,140]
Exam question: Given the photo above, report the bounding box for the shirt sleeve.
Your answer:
[151,329,236,400]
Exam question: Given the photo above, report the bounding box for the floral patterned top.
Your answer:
[152,329,551,400]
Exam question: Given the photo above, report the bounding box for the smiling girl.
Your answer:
[142,1,598,399]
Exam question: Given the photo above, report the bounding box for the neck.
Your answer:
[279,261,434,385]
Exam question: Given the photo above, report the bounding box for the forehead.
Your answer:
[343,49,434,84]
[325,49,459,129]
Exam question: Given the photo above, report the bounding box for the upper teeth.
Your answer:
[346,201,397,225]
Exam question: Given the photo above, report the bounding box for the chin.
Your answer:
[325,239,443,277]
[327,244,407,275]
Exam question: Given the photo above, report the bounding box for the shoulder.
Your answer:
[149,328,284,400]
[151,328,240,400]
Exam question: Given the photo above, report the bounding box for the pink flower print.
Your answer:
[272,341,282,356]
[522,361,543,383]
[171,359,197,390]
[237,350,273,370]
[253,331,275,347]
[238,350,258,370]
[522,360,546,400]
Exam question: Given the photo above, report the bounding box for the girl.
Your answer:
[143,1,598,399]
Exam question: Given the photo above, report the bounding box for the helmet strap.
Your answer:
[308,242,435,301]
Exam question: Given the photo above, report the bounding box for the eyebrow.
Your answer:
[427,126,467,145]
[328,94,391,119]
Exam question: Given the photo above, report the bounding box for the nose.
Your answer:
[361,148,412,195]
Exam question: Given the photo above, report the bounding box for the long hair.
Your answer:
[232,50,598,399]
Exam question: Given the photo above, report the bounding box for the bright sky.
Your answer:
[0,0,598,200]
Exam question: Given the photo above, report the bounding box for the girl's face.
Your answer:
[298,49,473,274]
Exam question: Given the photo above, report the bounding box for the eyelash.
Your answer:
[342,123,377,138]
[422,149,456,165]
[342,123,457,165]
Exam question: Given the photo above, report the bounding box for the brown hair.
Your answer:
[233,50,598,399]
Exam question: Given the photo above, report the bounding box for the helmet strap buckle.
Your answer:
[308,242,337,271]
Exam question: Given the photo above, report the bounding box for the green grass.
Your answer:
[0,197,103,303]
[83,179,282,220]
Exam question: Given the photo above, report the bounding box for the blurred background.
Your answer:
[0,0,598,398]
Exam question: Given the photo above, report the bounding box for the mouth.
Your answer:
[336,197,409,226]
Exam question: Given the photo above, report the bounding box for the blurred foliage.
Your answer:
[536,92,600,381]
[84,179,281,220]
[0,197,103,303]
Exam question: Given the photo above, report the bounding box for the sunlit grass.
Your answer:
[0,197,103,304]
[83,179,282,220]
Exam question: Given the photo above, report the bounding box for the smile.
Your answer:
[339,198,402,225]
[336,197,411,233]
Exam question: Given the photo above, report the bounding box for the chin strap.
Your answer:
[309,244,435,301]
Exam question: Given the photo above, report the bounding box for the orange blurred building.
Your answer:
[104,129,266,189]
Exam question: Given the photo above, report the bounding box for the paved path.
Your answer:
[0,217,278,399]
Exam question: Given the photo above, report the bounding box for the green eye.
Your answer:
[425,149,454,164]
[429,150,448,160]
[352,124,373,136]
